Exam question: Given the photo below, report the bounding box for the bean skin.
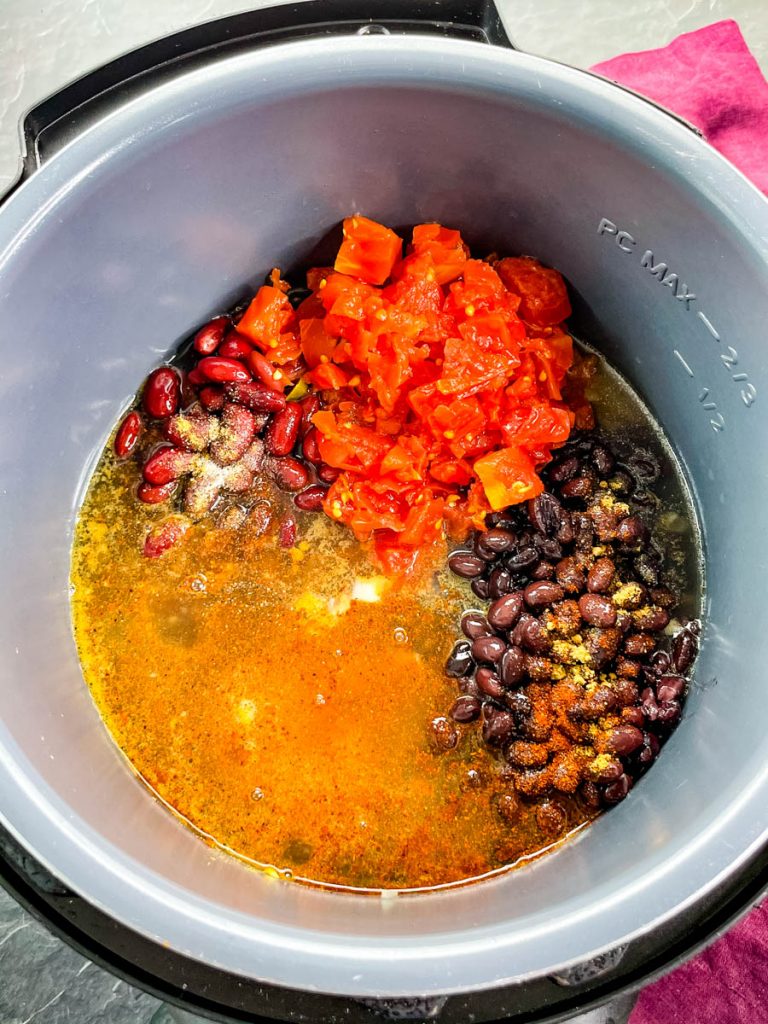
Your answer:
[528,493,563,536]
[578,593,617,627]
[657,675,685,702]
[471,635,507,664]
[672,628,698,673]
[461,611,494,640]
[487,593,524,630]
[524,581,564,610]
[448,551,485,579]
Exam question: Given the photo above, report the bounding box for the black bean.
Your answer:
[603,773,633,803]
[610,468,634,497]
[624,633,657,657]
[621,706,645,728]
[531,561,556,580]
[488,566,514,598]
[594,758,623,783]
[524,581,565,610]
[634,731,660,768]
[580,780,602,810]
[461,611,494,640]
[591,443,615,477]
[616,656,641,680]
[650,587,677,609]
[573,513,595,552]
[587,557,615,593]
[616,609,633,634]
[497,792,520,822]
[585,626,622,668]
[536,800,567,836]
[613,678,639,705]
[525,654,557,681]
[287,286,312,309]
[657,675,685,702]
[528,492,563,536]
[450,695,482,723]
[471,577,491,600]
[656,700,681,727]
[482,706,516,745]
[633,606,670,632]
[571,686,616,721]
[458,677,482,698]
[560,475,595,500]
[556,511,575,545]
[445,641,474,678]
[650,650,672,673]
[548,455,581,484]
[555,556,586,593]
[671,628,698,673]
[485,512,517,530]
[504,689,532,721]
[518,616,551,654]
[616,514,650,549]
[476,666,505,699]
[634,553,661,587]
[448,551,485,579]
[627,452,660,483]
[488,592,524,630]
[641,687,660,721]
[536,536,563,561]
[471,635,507,664]
[500,645,525,687]
[578,593,617,627]
[482,528,517,553]
[473,533,499,561]
[430,716,458,752]
[507,546,539,572]
[686,618,702,637]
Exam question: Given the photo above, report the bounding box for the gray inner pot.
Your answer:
[0,35,767,999]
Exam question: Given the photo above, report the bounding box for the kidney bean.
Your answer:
[617,514,649,549]
[482,528,517,553]
[672,628,698,673]
[524,581,564,610]
[591,443,615,477]
[536,800,567,836]
[245,349,282,392]
[481,706,516,745]
[193,317,229,355]
[528,492,563,536]
[269,456,310,492]
[266,403,302,456]
[548,455,580,483]
[531,561,556,581]
[572,686,616,722]
[225,382,285,415]
[293,484,328,511]
[143,515,190,558]
[553,556,585,594]
[641,687,660,721]
[580,780,602,810]
[621,706,646,728]
[143,367,181,419]
[448,551,485,579]
[218,332,253,360]
[198,385,224,412]
[488,566,514,598]
[616,656,641,680]
[487,592,524,630]
[657,675,685,702]
[445,641,474,678]
[430,716,458,752]
[471,578,491,600]
[560,475,595,500]
[633,606,670,632]
[603,773,633,804]
[461,611,493,640]
[114,410,142,458]
[137,480,177,504]
[142,446,196,485]
[556,511,575,545]
[278,514,297,548]
[586,557,615,594]
[623,633,657,659]
[525,655,557,681]
[451,695,482,723]
[197,356,252,384]
[476,667,505,699]
[299,427,322,466]
[497,792,520,822]
[209,403,256,466]
[578,593,617,627]
[585,626,622,668]
[656,700,681,727]
[634,731,660,768]
[507,546,539,572]
[471,635,507,664]
[500,645,525,687]
[650,650,672,673]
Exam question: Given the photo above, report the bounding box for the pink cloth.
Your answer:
[590,22,768,1022]
[591,19,768,195]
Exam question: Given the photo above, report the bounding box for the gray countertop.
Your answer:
[1,1,766,1021]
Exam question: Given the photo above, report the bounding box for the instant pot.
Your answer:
[1,2,767,1021]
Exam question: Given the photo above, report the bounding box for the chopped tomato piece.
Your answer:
[300,318,337,368]
[474,446,543,510]
[334,216,403,286]
[237,283,293,349]
[496,257,572,326]
[409,223,468,285]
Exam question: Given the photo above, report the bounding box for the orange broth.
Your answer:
[71,459,594,891]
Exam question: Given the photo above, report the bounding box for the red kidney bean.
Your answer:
[623,632,657,657]
[301,427,322,465]
[587,557,615,593]
[524,581,564,610]
[430,716,458,752]
[476,666,505,699]
[225,381,286,414]
[270,456,310,492]
[471,635,507,664]
[671,628,698,673]
[137,480,177,504]
[142,446,196,485]
[316,464,340,484]
[500,645,525,687]
[279,514,297,548]
[247,350,284,392]
[266,403,303,456]
[578,593,617,627]
[621,706,645,728]
[193,317,228,355]
[218,333,253,360]
[554,556,585,593]
[114,411,142,458]
[143,516,189,558]
[603,773,633,804]
[487,592,523,630]
[299,394,321,435]
[293,484,328,511]
[198,356,252,384]
[445,641,474,678]
[657,675,685,702]
[143,367,181,419]
[450,695,482,723]
[616,514,649,548]
[633,606,670,632]
[448,551,485,579]
[198,385,225,412]
[461,611,494,640]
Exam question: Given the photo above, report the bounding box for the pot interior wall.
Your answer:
[1,40,767,994]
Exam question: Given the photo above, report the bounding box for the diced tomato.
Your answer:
[474,445,543,510]
[409,223,468,285]
[307,363,350,391]
[496,257,572,326]
[300,318,337,368]
[334,216,403,286]
[237,284,293,349]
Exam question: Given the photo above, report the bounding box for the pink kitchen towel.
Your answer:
[591,18,768,195]
[591,21,768,1023]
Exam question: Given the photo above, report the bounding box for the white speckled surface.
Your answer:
[0,1,765,1021]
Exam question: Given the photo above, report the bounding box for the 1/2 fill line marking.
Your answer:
[697,311,721,340]
[674,349,695,377]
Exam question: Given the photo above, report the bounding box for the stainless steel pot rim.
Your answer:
[1,33,768,998]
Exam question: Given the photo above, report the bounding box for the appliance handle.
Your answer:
[20,0,513,175]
